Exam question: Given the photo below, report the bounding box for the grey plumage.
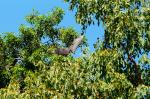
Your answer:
[55,48,70,56]
[69,35,84,53]
[55,35,84,56]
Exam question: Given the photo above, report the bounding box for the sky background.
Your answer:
[0,0,104,56]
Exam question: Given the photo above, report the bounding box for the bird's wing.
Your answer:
[55,48,70,56]
[69,35,84,52]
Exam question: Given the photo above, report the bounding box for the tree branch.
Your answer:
[127,53,143,86]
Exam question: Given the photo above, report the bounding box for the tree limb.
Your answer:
[128,53,143,86]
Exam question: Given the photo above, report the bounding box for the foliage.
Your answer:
[0,1,150,99]
[65,0,150,88]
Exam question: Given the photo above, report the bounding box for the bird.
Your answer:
[55,48,71,56]
[54,35,84,56]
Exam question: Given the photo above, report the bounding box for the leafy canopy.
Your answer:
[0,1,149,98]
[65,0,150,86]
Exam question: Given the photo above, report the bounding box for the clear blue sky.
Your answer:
[0,0,104,56]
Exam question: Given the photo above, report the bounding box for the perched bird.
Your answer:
[69,35,84,53]
[55,48,71,56]
[54,35,84,56]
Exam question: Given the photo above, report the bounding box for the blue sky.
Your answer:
[0,0,104,56]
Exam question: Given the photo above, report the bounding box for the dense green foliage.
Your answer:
[65,0,150,89]
[0,0,150,98]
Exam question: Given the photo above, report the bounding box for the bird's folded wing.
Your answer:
[55,48,70,56]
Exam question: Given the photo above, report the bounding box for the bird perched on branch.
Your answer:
[51,35,84,56]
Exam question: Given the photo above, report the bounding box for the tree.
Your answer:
[0,7,85,91]
[65,0,150,87]
[0,1,149,98]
